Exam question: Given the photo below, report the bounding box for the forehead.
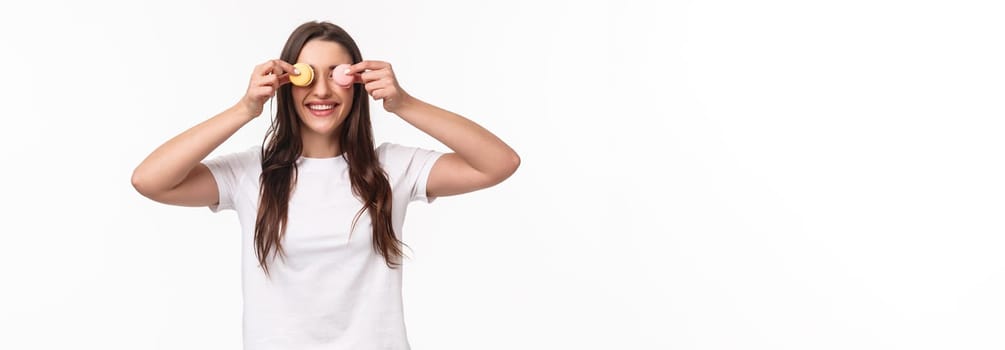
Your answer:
[296,39,352,65]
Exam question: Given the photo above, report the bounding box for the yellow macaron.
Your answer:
[289,63,314,87]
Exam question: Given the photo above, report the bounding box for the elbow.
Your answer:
[507,151,521,176]
[131,168,148,196]
[492,150,520,185]
[131,168,157,199]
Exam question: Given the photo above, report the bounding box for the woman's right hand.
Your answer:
[133,60,299,206]
[241,59,297,118]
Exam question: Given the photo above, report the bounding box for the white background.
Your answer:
[1,0,1003,349]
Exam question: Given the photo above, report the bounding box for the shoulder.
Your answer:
[375,142,441,164]
[375,142,409,158]
[204,145,261,171]
[229,145,260,160]
[374,142,444,177]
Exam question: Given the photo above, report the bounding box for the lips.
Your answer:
[308,103,335,110]
[305,102,339,117]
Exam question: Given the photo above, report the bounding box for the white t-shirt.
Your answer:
[204,142,444,350]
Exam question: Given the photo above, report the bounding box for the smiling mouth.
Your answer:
[306,103,339,117]
[308,103,337,111]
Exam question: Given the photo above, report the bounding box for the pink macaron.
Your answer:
[333,63,354,88]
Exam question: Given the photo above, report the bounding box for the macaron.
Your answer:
[333,63,354,88]
[289,63,314,87]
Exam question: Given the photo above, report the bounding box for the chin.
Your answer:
[303,122,341,136]
[297,112,345,134]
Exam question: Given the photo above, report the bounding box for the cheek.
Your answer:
[338,88,355,111]
[291,88,308,103]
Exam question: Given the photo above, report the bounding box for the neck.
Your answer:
[300,131,341,158]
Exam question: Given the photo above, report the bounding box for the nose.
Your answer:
[310,71,333,98]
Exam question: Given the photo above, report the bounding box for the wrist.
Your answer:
[232,100,260,122]
[391,93,421,115]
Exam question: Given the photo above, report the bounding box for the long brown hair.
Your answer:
[255,21,403,277]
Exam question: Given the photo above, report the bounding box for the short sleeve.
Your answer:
[376,142,445,203]
[203,146,259,212]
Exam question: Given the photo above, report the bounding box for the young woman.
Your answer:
[131,21,519,349]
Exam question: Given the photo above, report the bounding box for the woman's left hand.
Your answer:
[346,60,411,113]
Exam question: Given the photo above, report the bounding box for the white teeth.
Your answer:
[309,104,335,110]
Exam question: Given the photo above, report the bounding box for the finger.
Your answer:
[268,61,286,77]
[364,80,391,93]
[260,60,295,83]
[256,59,286,76]
[254,62,275,77]
[374,89,399,102]
[261,74,280,86]
[259,85,276,97]
[353,71,369,83]
[359,70,380,83]
[369,88,387,100]
[263,69,291,86]
[260,76,284,93]
[272,60,297,75]
[372,86,398,101]
[277,74,291,86]
[371,68,397,81]
[252,86,276,101]
[346,60,390,75]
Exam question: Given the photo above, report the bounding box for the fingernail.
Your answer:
[293,69,300,75]
[344,69,351,75]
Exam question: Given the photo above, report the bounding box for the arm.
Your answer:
[131,59,297,206]
[349,61,521,197]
